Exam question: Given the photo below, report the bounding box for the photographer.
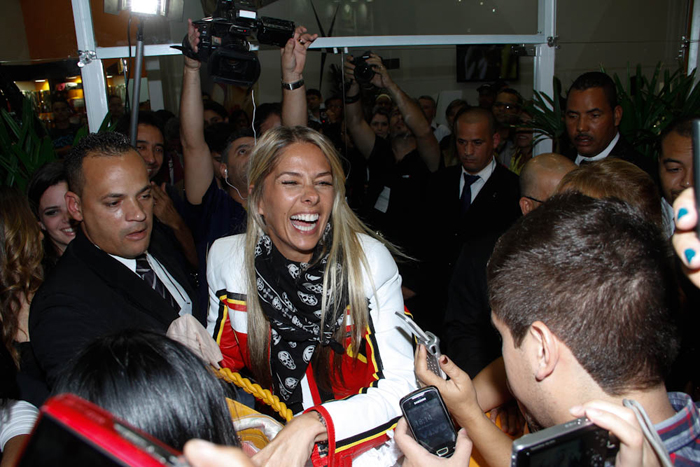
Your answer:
[396,193,698,467]
[344,53,440,300]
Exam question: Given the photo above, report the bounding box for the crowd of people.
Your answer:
[1,19,699,467]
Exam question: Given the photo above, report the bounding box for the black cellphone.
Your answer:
[400,386,457,458]
[692,119,700,236]
[510,417,618,466]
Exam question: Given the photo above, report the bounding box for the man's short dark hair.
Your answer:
[568,71,618,110]
[660,116,697,144]
[253,102,282,134]
[221,128,255,165]
[203,100,229,120]
[65,132,134,196]
[453,106,497,135]
[496,88,523,106]
[487,192,679,396]
[114,111,165,140]
[306,88,322,99]
[204,122,235,155]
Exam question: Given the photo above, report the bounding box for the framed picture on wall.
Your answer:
[456,45,519,82]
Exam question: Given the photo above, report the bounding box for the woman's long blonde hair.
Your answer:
[244,126,389,390]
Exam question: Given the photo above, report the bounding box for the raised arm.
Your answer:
[280,26,317,127]
[343,56,377,159]
[180,20,213,205]
[364,54,440,172]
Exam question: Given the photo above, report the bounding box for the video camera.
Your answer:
[191,0,295,87]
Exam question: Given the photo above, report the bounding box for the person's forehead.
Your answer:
[137,124,164,143]
[83,151,147,185]
[496,92,518,104]
[566,87,610,111]
[661,132,693,162]
[456,116,490,137]
[419,98,435,107]
[372,113,388,122]
[231,136,255,151]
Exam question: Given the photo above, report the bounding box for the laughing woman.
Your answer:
[207,126,417,466]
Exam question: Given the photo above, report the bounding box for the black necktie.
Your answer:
[461,173,480,214]
[135,254,180,312]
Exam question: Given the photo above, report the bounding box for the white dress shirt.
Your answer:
[460,157,496,203]
[111,252,193,316]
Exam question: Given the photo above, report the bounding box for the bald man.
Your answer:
[518,153,577,215]
[444,153,575,377]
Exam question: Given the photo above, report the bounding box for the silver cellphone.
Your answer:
[395,311,447,379]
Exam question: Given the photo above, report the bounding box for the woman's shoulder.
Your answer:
[208,234,247,272]
[355,233,397,275]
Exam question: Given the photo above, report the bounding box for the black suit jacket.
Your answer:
[29,230,199,386]
[411,162,520,337]
[443,233,501,377]
[565,136,657,181]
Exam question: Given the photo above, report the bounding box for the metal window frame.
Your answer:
[75,0,558,143]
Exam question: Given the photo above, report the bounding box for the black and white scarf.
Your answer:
[254,225,347,405]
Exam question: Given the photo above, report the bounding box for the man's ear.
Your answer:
[65,191,84,222]
[219,162,228,180]
[519,197,534,216]
[529,321,559,382]
[613,105,623,128]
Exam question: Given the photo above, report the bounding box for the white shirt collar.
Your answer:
[575,132,619,165]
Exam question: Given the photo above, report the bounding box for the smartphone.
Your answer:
[400,386,457,458]
[16,393,190,467]
[692,119,700,236]
[510,417,618,466]
[395,311,446,379]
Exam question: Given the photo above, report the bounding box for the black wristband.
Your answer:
[171,34,200,61]
[344,93,361,104]
[281,79,305,91]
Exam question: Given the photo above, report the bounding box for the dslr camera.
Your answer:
[191,0,295,87]
[351,51,385,88]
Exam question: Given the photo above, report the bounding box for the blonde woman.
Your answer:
[207,126,416,466]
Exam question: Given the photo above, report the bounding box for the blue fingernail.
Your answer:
[685,248,696,264]
[678,208,689,221]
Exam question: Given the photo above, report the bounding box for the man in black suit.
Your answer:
[415,107,521,336]
[564,71,655,178]
[444,153,576,377]
[30,132,199,386]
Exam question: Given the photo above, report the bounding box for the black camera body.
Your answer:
[351,51,376,87]
[193,0,294,87]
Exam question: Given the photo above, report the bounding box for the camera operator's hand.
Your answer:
[415,345,482,426]
[185,19,202,70]
[281,26,317,83]
[570,401,664,467]
[343,55,361,96]
[672,188,700,288]
[395,418,472,467]
[367,53,394,90]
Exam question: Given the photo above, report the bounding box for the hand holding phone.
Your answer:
[400,386,458,458]
[395,311,446,379]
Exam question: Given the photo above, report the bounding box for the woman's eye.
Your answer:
[44,209,58,216]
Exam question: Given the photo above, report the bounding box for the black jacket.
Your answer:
[29,229,199,386]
